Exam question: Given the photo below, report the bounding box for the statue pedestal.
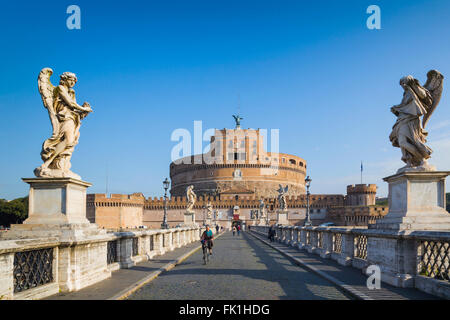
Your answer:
[184,212,196,226]
[6,178,100,239]
[277,210,289,225]
[2,177,111,292]
[258,218,267,226]
[371,171,450,231]
[23,178,91,225]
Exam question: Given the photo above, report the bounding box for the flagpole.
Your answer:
[361,161,363,184]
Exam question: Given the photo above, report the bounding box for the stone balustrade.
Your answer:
[0,226,204,300]
[252,225,450,299]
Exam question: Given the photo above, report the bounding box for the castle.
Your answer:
[170,127,307,198]
[87,183,386,229]
[87,123,388,229]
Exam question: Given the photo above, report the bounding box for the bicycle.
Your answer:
[201,240,210,265]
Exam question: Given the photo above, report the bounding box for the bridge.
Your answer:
[1,226,440,300]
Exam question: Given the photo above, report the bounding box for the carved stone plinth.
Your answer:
[2,177,112,292]
[277,210,289,225]
[6,178,102,240]
[258,218,267,226]
[184,212,196,226]
[23,178,92,225]
[372,171,450,231]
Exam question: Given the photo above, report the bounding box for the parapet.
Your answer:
[347,184,377,194]
[87,192,346,210]
[86,193,145,207]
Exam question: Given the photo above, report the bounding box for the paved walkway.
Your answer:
[46,238,205,300]
[128,231,352,299]
[46,230,438,300]
[248,230,437,300]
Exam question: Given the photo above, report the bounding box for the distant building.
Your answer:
[345,184,377,206]
[315,184,388,226]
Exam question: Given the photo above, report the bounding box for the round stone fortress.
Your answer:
[170,127,307,199]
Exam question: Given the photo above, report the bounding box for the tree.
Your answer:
[376,198,388,206]
[0,196,28,228]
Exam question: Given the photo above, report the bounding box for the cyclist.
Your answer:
[201,225,214,255]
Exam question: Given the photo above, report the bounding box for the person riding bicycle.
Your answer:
[201,225,214,255]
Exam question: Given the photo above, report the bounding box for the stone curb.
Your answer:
[247,231,374,300]
[109,231,226,300]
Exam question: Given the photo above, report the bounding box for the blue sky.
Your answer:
[1,0,450,199]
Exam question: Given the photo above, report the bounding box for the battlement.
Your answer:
[86,193,145,208]
[347,184,377,194]
[87,192,345,211]
[345,184,377,206]
[143,193,344,210]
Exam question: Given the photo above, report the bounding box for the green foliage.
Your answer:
[376,198,388,206]
[0,196,28,227]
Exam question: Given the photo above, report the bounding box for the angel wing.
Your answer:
[278,184,283,194]
[422,70,444,129]
[284,185,289,193]
[38,68,58,138]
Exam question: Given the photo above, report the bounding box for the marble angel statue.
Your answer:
[34,68,93,179]
[389,70,444,171]
[277,185,289,211]
[206,201,213,219]
[186,185,196,213]
[259,198,266,218]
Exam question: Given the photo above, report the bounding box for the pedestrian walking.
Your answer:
[237,224,241,236]
[232,225,236,236]
[268,225,275,242]
[215,224,219,234]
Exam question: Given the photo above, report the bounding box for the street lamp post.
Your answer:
[161,178,170,229]
[304,176,312,226]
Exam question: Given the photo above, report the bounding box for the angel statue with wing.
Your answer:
[232,114,243,128]
[34,68,93,179]
[259,198,266,218]
[389,70,444,172]
[186,185,196,214]
[277,184,289,212]
[206,201,213,219]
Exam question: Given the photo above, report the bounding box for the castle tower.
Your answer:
[345,184,377,206]
[169,126,307,198]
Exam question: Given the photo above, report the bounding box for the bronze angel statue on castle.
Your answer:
[389,70,444,172]
[34,68,93,179]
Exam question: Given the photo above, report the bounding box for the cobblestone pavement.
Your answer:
[46,239,204,300]
[128,231,352,300]
[249,230,438,300]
